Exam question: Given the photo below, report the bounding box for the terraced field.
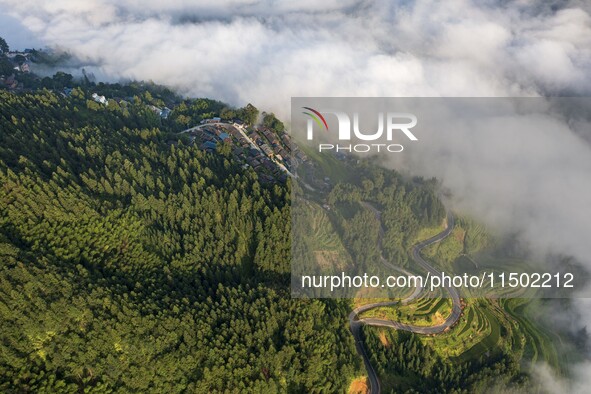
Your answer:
[359,297,453,327]
[296,166,568,390]
[364,296,560,366]
[500,298,565,372]
[356,207,564,374]
[305,202,352,269]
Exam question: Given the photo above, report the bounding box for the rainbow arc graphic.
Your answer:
[302,107,329,130]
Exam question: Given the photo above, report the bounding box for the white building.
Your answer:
[91,93,108,105]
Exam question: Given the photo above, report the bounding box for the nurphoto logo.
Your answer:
[302,107,418,153]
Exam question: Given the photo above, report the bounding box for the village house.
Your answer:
[201,117,222,124]
[91,93,108,105]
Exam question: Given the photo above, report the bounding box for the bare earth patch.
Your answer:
[378,330,390,346]
[349,377,369,394]
[432,311,446,325]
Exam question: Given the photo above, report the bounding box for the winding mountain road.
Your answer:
[349,204,461,394]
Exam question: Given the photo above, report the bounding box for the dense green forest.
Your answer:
[0,89,360,392]
[361,326,529,393]
[325,166,445,270]
[0,81,568,393]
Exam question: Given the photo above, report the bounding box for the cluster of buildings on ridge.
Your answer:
[183,117,308,183]
[0,49,33,91]
[0,46,302,183]
[85,89,304,183]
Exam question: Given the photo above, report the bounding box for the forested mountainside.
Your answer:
[0,89,360,392]
[0,87,562,394]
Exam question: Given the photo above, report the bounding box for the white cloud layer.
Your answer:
[533,361,591,394]
[1,0,590,113]
[389,99,591,267]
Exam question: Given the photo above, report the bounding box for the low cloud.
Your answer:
[532,361,591,394]
[389,99,591,266]
[1,0,590,113]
